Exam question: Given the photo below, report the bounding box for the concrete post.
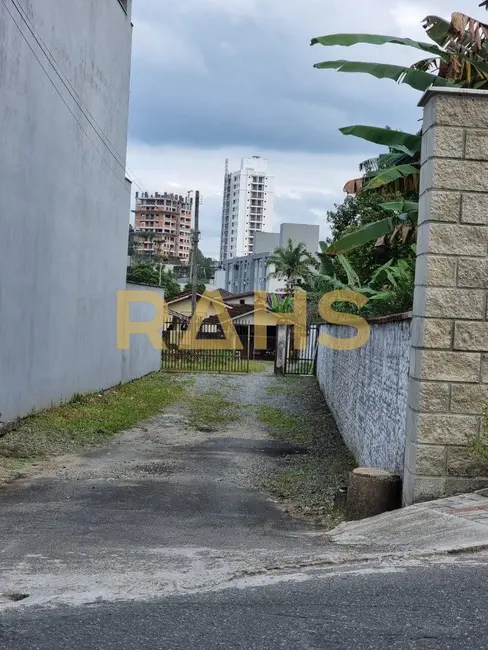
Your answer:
[275,325,287,375]
[404,88,488,504]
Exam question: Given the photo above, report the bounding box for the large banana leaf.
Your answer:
[363,164,420,191]
[337,254,360,288]
[380,200,419,215]
[340,125,421,156]
[375,152,413,168]
[422,16,451,48]
[311,33,450,61]
[371,260,397,287]
[326,217,396,255]
[311,25,488,80]
[313,60,454,91]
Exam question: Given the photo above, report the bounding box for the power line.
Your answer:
[8,0,149,195]
[1,0,141,197]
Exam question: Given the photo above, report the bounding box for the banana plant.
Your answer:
[311,252,412,305]
[311,12,488,90]
[340,126,421,195]
[268,294,294,313]
[313,9,488,254]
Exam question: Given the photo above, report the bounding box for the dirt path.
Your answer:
[0,370,354,608]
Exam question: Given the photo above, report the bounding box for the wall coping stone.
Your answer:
[317,312,412,327]
[419,87,488,108]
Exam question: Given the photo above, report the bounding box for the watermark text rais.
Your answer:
[117,289,371,352]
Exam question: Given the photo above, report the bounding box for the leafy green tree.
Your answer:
[183,282,207,294]
[195,249,215,282]
[267,239,315,294]
[126,263,180,299]
[325,193,416,283]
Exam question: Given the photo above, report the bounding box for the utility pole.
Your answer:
[187,191,194,284]
[191,190,200,315]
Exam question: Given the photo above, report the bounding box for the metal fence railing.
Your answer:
[161,321,251,373]
[283,325,319,375]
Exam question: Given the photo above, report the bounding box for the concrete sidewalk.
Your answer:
[328,490,488,555]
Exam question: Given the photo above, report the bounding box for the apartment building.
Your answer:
[215,223,320,294]
[219,156,275,261]
[134,192,192,264]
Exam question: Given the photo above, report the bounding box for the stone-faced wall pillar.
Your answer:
[404,88,488,504]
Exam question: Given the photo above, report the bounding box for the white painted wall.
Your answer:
[121,284,164,383]
[0,0,136,420]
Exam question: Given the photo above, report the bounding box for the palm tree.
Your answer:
[267,239,315,294]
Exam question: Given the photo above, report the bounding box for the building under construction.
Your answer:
[134,191,192,264]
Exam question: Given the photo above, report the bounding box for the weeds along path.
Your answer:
[0,369,355,608]
[180,369,355,525]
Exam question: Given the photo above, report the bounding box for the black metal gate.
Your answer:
[284,325,319,375]
[161,320,251,373]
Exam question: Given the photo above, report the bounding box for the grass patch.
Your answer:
[265,377,317,397]
[0,373,188,464]
[247,360,272,373]
[258,400,355,528]
[257,406,309,446]
[264,466,347,528]
[187,390,241,429]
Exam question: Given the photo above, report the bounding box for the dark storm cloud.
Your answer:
[128,2,421,154]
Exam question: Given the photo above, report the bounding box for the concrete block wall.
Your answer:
[404,88,488,504]
[316,317,411,475]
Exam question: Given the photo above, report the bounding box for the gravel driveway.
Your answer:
[0,368,354,608]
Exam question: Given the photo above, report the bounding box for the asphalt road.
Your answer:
[2,561,488,649]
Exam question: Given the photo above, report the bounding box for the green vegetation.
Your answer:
[267,238,315,293]
[265,460,348,528]
[307,251,415,319]
[126,263,180,298]
[266,382,302,396]
[194,249,217,283]
[468,408,488,461]
[258,406,309,446]
[247,360,271,373]
[268,293,294,313]
[312,9,488,254]
[0,373,187,474]
[187,390,241,429]
[257,394,356,527]
[183,281,207,295]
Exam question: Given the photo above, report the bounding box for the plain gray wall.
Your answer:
[0,0,142,420]
[279,224,319,252]
[254,232,280,255]
[122,284,164,383]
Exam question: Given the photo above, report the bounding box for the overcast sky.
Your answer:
[127,0,478,259]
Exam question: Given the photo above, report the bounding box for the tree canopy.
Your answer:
[126,263,180,299]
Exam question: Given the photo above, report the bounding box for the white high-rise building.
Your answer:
[219,156,275,261]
